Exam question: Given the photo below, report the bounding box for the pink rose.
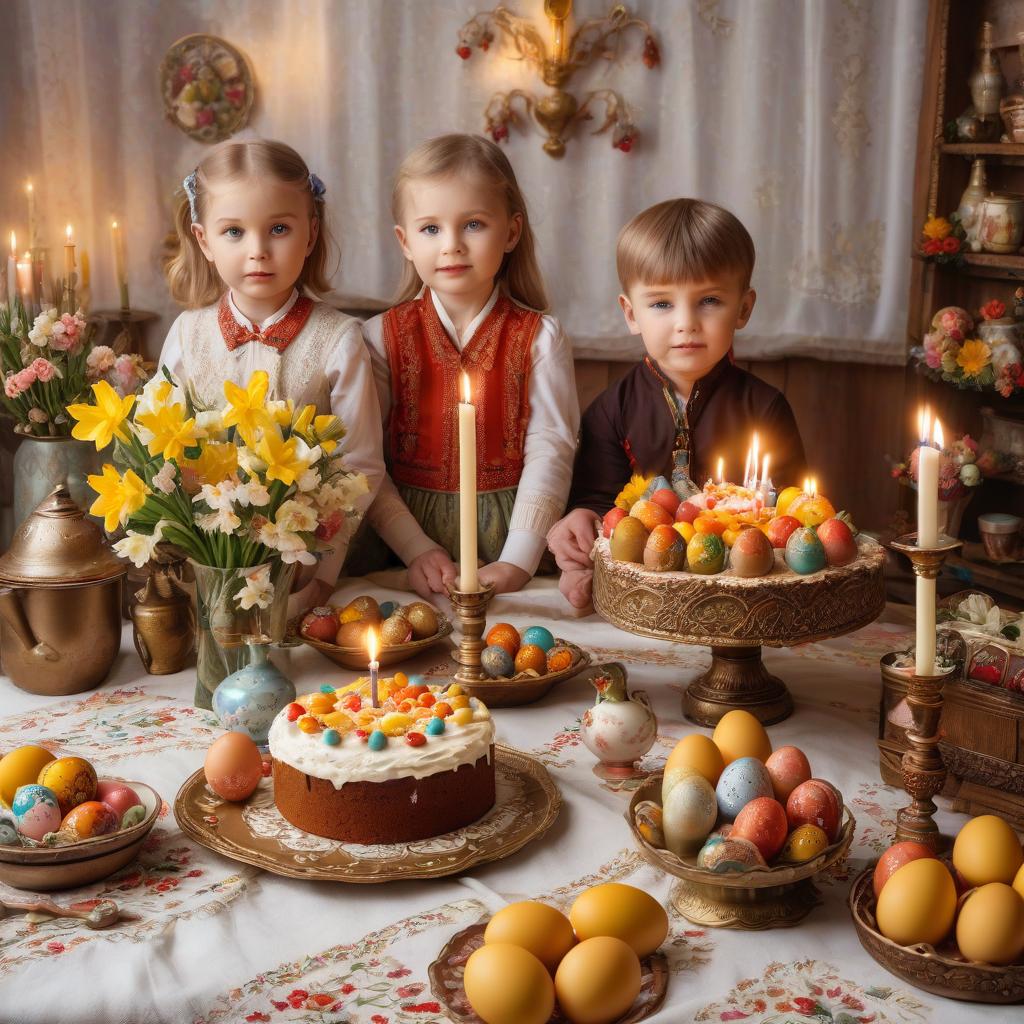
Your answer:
[29,357,56,382]
[4,374,23,398]
[13,367,37,390]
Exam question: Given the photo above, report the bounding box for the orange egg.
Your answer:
[37,756,98,817]
[630,499,673,530]
[546,646,573,672]
[694,515,726,536]
[515,644,547,674]
[204,732,263,802]
[486,623,522,656]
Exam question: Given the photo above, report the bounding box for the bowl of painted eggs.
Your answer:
[458,623,592,707]
[626,711,854,929]
[0,744,160,891]
[298,595,453,669]
[849,814,1024,1002]
[428,882,670,1024]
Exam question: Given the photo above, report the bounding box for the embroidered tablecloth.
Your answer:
[0,578,1008,1023]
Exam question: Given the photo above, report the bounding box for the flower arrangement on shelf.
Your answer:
[917,215,966,266]
[67,368,369,577]
[891,432,982,500]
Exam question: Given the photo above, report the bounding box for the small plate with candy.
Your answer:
[0,745,160,891]
[297,595,454,669]
[625,711,854,929]
[459,624,592,707]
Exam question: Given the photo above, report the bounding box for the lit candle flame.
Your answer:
[366,626,378,663]
[716,457,724,484]
[751,432,759,488]
[933,418,943,450]
[112,220,118,230]
[461,372,472,405]
[761,453,770,486]
[65,224,73,242]
[25,181,32,196]
[810,477,818,497]
[918,406,930,445]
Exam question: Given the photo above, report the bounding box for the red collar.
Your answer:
[218,294,314,353]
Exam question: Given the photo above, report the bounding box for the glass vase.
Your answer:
[190,559,296,710]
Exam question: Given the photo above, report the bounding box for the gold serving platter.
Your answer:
[174,745,559,883]
[626,773,854,929]
[298,612,454,669]
[849,867,1024,1004]
[455,640,592,708]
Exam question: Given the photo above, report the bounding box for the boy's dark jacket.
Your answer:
[568,355,807,515]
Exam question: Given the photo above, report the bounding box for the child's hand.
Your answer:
[477,561,531,595]
[559,567,593,611]
[408,547,458,600]
[547,508,601,571]
[286,577,335,621]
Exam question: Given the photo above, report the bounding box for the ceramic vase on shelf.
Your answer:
[957,158,989,252]
[11,434,99,535]
[979,194,1024,255]
[999,31,1024,143]
[190,559,295,710]
[579,663,657,780]
[212,639,295,747]
[969,21,1004,121]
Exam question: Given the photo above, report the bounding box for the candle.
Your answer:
[64,224,76,278]
[915,408,942,676]
[80,249,90,289]
[25,182,35,249]
[751,433,760,490]
[111,220,129,310]
[743,450,751,490]
[716,457,724,484]
[458,371,479,592]
[16,252,32,305]
[367,626,380,708]
[7,232,15,311]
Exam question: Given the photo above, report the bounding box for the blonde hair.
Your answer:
[616,198,755,294]
[165,139,334,308]
[391,133,548,311]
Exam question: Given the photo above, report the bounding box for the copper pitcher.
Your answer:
[0,488,125,695]
[131,566,195,674]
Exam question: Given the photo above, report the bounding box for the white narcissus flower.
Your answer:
[234,564,274,610]
[152,461,177,494]
[28,309,57,347]
[194,410,227,441]
[259,521,316,564]
[275,499,318,534]
[292,436,322,468]
[194,481,236,511]
[296,467,320,493]
[316,472,370,513]
[196,507,241,535]
[237,447,267,476]
[112,522,166,568]
[232,479,270,508]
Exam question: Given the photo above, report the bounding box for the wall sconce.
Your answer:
[456,1,660,158]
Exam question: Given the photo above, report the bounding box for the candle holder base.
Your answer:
[446,583,495,683]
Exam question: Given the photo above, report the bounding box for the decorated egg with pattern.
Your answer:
[778,824,830,864]
[11,784,62,840]
[715,757,773,821]
[59,800,120,841]
[514,644,547,674]
[482,644,515,679]
[785,527,827,575]
[697,834,766,872]
[729,527,775,578]
[37,757,97,817]
[521,626,555,652]
[662,773,718,856]
[686,533,726,575]
[405,602,439,639]
[380,613,413,646]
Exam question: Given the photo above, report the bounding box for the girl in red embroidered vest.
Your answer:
[158,139,385,616]
[361,134,579,599]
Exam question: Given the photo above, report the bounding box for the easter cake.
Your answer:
[268,679,495,844]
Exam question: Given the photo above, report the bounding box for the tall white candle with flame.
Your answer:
[367,626,380,708]
[6,232,15,310]
[716,457,724,484]
[111,220,129,310]
[16,252,32,305]
[25,182,35,249]
[915,408,942,675]
[751,432,760,489]
[458,372,479,592]
[63,224,75,279]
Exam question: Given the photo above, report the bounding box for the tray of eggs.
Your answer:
[298,595,453,669]
[626,710,854,930]
[461,623,592,707]
[849,814,1024,1003]
[607,480,861,578]
[428,882,669,1024]
[0,744,160,891]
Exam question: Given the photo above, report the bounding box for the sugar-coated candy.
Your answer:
[406,732,426,747]
[417,692,436,707]
[433,702,453,718]
[319,683,336,694]
[341,693,361,712]
[380,712,413,736]
[447,683,463,697]
[298,715,320,734]
[322,729,341,746]
[355,729,369,741]
[367,730,387,751]
[286,703,304,722]
[426,717,445,735]
[452,707,474,726]
[448,695,470,710]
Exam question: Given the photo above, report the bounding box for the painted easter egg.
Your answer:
[378,600,398,619]
[0,820,21,846]
[643,524,686,571]
[405,602,439,639]
[729,527,775,578]
[11,784,62,841]
[514,644,547,675]
[204,732,263,802]
[731,796,789,861]
[816,517,858,567]
[777,824,830,864]
[633,800,665,848]
[952,814,1024,888]
[664,733,725,792]
[630,498,673,530]
[482,644,516,679]
[95,781,142,820]
[546,646,573,672]
[675,501,700,524]
[300,606,338,643]
[873,841,935,898]
[0,745,55,808]
[649,487,681,516]
[522,626,556,652]
[786,779,842,842]
[59,800,120,841]
[715,757,774,821]
[603,507,626,538]
[765,514,801,549]
[697,834,766,872]
[486,623,522,656]
[380,613,413,646]
[662,773,718,856]
[686,532,726,575]
[764,746,812,802]
[37,757,97,817]
[791,493,836,528]
[785,527,827,575]
[336,620,370,647]
[712,709,772,764]
[610,517,649,563]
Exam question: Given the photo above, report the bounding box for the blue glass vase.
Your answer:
[212,640,295,747]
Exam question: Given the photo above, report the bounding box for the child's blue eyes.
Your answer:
[648,297,723,310]
[650,301,672,310]
[224,227,242,238]
[271,224,289,235]
[419,221,486,235]
[221,225,290,239]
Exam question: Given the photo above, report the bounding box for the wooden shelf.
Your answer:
[911,251,1024,278]
[947,541,1024,603]
[940,142,1024,160]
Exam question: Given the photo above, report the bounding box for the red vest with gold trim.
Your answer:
[382,290,540,492]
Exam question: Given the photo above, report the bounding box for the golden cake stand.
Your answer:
[592,536,886,725]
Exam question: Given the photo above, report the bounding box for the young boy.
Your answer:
[548,198,806,609]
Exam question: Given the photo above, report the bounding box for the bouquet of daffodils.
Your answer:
[67,368,368,573]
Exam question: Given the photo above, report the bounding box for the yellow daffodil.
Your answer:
[956,339,992,377]
[922,216,953,240]
[255,426,310,486]
[182,442,239,486]
[267,399,295,428]
[222,371,274,446]
[135,402,201,462]
[615,473,653,511]
[87,464,150,532]
[293,404,343,454]
[68,380,136,451]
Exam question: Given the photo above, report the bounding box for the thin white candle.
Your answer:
[367,626,380,708]
[716,457,724,484]
[25,182,35,249]
[6,231,15,311]
[15,252,32,305]
[111,220,129,310]
[458,372,479,592]
[63,224,75,278]
[751,432,760,490]
[917,409,939,549]
[743,449,751,489]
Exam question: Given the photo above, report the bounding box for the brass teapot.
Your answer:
[0,487,125,695]
[131,565,195,674]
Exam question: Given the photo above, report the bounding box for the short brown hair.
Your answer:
[616,198,755,294]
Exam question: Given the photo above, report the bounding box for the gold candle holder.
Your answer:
[446,582,495,682]
[890,533,962,851]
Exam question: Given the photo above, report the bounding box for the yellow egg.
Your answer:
[775,486,803,517]
[463,943,554,1024]
[876,857,957,947]
[554,937,641,1024]
[712,710,772,765]
[569,883,668,958]
[1014,862,1024,901]
[664,733,725,789]
[0,745,55,808]
[37,756,97,817]
[777,824,829,863]
[484,901,576,972]
[952,815,1024,888]
[955,882,1024,965]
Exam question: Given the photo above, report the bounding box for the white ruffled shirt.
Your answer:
[362,286,579,576]
[158,289,385,607]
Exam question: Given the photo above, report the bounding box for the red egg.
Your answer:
[675,501,700,524]
[731,796,789,861]
[650,488,680,516]
[602,507,627,538]
[301,607,339,643]
[729,527,775,578]
[873,841,936,899]
[786,779,842,842]
[765,515,801,548]
[764,746,812,802]
[816,518,858,567]
[95,780,142,819]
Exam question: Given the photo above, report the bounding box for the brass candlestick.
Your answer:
[890,533,962,851]
[447,582,495,682]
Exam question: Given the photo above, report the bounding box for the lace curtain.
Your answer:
[0,0,927,364]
